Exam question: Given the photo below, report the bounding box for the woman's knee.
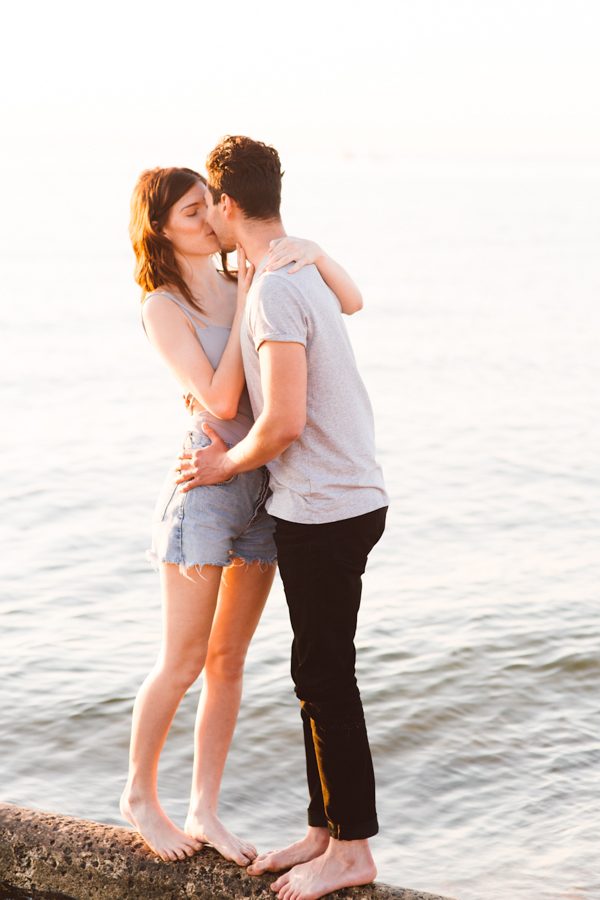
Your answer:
[204,645,247,683]
[155,648,207,690]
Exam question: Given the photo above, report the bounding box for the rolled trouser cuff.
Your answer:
[327,816,379,841]
[307,809,329,828]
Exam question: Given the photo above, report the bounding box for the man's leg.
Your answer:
[279,507,386,838]
[249,507,387,890]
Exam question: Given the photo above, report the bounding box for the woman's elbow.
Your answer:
[340,292,363,315]
[210,399,239,420]
[348,292,364,314]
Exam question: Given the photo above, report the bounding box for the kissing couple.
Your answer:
[122,135,388,900]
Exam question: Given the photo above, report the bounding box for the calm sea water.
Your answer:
[1,157,599,900]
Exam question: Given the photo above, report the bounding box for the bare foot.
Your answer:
[270,839,377,899]
[184,809,257,867]
[247,827,329,876]
[120,787,202,862]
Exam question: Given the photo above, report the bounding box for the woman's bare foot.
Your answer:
[246,827,329,876]
[184,809,257,867]
[270,838,377,899]
[120,787,202,862]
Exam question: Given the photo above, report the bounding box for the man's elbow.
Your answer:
[284,421,306,443]
[274,415,306,446]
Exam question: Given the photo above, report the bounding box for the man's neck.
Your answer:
[236,218,287,269]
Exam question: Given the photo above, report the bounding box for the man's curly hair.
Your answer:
[206,135,283,220]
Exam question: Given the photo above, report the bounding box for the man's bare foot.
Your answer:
[270,838,377,899]
[246,827,329,876]
[184,809,257,867]
[120,787,202,862]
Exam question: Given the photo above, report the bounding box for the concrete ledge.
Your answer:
[0,803,454,900]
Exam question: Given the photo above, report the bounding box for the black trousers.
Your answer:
[273,506,387,841]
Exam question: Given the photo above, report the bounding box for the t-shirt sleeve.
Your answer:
[250,274,309,351]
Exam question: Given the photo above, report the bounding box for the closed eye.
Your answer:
[181,201,202,214]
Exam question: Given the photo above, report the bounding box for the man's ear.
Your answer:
[221,193,238,220]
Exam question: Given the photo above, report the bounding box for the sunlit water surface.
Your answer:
[1,157,599,900]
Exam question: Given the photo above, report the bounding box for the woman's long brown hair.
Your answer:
[129,167,235,311]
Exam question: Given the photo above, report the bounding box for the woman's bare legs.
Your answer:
[120,563,222,861]
[184,559,276,865]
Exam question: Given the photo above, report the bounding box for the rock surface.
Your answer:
[0,803,454,900]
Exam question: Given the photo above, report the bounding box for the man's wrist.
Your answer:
[224,451,240,478]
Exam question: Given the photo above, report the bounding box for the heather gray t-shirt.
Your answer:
[241,259,388,524]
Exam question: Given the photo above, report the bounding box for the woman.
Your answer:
[123,166,364,866]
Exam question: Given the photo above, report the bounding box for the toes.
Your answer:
[248,858,269,875]
[272,872,289,890]
[243,842,258,858]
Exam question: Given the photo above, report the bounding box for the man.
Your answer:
[177,135,388,900]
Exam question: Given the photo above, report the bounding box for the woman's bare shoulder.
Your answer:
[142,289,192,328]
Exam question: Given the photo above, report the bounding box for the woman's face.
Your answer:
[162,182,220,257]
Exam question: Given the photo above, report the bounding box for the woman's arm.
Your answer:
[142,250,254,420]
[265,237,363,315]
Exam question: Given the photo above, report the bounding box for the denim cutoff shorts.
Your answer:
[148,429,277,572]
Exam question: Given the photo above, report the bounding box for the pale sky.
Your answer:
[2,0,599,163]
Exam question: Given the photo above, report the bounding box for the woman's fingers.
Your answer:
[237,244,254,301]
[268,253,297,271]
[266,237,318,273]
[268,255,308,274]
[238,243,252,284]
[266,256,285,271]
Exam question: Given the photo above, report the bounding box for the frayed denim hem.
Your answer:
[229,554,277,570]
[146,548,277,579]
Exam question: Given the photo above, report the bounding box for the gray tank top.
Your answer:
[146,290,254,445]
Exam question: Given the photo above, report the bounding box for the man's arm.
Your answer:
[177,341,307,490]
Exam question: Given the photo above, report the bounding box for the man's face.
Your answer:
[204,186,237,253]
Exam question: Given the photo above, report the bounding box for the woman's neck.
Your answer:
[174,252,224,303]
